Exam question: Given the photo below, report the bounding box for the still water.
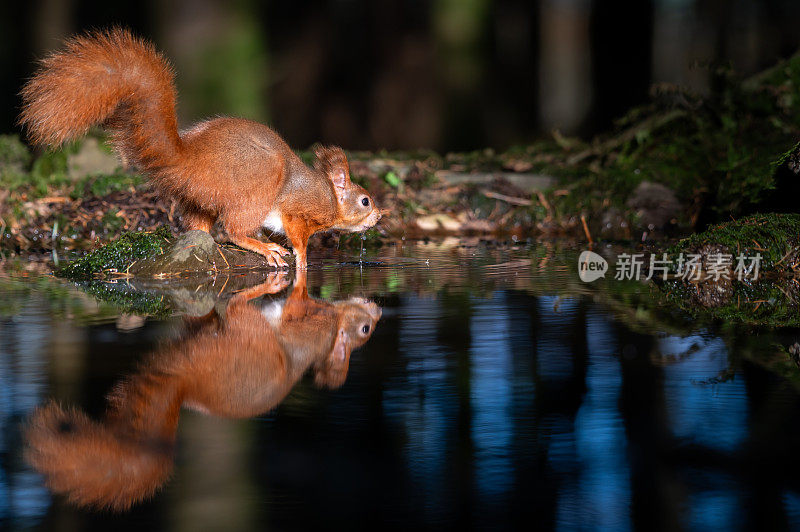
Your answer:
[1,239,800,530]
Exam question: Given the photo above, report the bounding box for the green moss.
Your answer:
[648,213,800,327]
[0,134,31,170]
[15,148,72,199]
[31,148,68,178]
[770,140,800,172]
[56,227,173,280]
[101,208,125,233]
[0,140,90,200]
[667,213,800,270]
[70,172,144,199]
[528,63,800,226]
[72,281,172,318]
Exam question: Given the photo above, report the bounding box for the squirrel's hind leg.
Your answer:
[180,207,216,233]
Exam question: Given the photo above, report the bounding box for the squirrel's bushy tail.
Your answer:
[24,401,174,511]
[19,28,182,172]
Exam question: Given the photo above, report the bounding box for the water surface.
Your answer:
[1,240,800,530]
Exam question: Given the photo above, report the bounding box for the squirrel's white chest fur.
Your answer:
[262,210,284,234]
[261,300,285,325]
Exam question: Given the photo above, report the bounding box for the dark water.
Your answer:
[2,240,800,530]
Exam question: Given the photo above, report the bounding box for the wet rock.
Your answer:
[161,287,218,316]
[129,230,273,276]
[789,343,800,367]
[115,314,146,332]
[626,181,681,229]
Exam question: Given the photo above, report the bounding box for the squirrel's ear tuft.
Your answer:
[313,145,349,192]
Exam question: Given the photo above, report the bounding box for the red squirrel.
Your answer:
[24,271,382,510]
[19,28,381,269]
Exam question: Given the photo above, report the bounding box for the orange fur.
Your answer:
[23,273,381,510]
[19,28,381,269]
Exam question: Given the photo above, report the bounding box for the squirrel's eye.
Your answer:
[361,324,370,334]
[361,197,369,207]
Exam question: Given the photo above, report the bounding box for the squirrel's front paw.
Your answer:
[262,249,288,269]
[270,244,292,257]
[262,243,290,269]
[227,236,291,270]
[252,271,291,295]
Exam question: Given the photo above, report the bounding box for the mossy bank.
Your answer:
[55,228,279,280]
[655,213,800,327]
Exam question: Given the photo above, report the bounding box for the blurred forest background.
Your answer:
[3,0,800,152]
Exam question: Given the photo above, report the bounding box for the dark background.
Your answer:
[3,0,800,152]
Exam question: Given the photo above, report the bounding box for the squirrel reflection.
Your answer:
[24,272,381,510]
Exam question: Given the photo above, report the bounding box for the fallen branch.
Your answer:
[481,190,532,206]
